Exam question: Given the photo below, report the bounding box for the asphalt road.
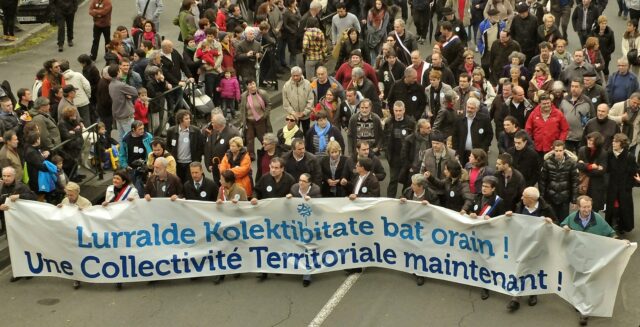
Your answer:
[0,1,638,326]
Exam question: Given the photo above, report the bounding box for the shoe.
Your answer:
[70,176,84,183]
[68,40,74,47]
[416,275,425,286]
[213,275,225,284]
[579,314,588,326]
[528,295,538,306]
[76,174,87,179]
[25,277,32,280]
[480,288,490,300]
[9,276,21,282]
[507,300,520,312]
[257,273,267,281]
[58,45,63,52]
[6,36,16,41]
[115,283,122,290]
[73,281,80,289]
[418,37,424,45]
[302,279,311,287]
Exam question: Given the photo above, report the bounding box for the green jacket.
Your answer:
[179,10,197,41]
[560,211,616,238]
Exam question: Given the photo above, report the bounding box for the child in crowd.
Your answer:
[134,87,149,129]
[95,122,119,170]
[51,155,68,204]
[217,67,241,119]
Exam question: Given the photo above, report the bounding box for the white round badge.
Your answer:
[200,191,207,197]
[455,27,460,32]
[362,187,368,193]
[220,139,225,145]
[474,204,478,211]
[479,128,484,134]
[162,185,166,192]
[330,136,335,141]
[402,129,407,135]
[440,92,444,98]
[234,194,240,201]
[412,96,417,101]
[138,148,144,153]
[267,185,273,192]
[592,97,597,103]
[183,137,190,143]
[449,191,455,197]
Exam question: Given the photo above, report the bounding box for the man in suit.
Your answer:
[452,97,493,166]
[348,157,380,198]
[203,112,240,185]
[183,162,218,202]
[166,110,205,183]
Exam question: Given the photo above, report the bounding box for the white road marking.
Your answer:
[308,271,363,327]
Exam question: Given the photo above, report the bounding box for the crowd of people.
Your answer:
[0,0,637,324]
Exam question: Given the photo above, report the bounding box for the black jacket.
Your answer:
[343,154,386,182]
[507,145,540,187]
[383,116,416,159]
[378,61,407,102]
[470,193,506,217]
[160,49,192,86]
[387,80,426,121]
[539,151,580,205]
[494,168,526,211]
[144,173,183,198]
[605,148,638,232]
[528,55,562,80]
[349,172,380,197]
[576,145,607,210]
[441,35,465,71]
[515,196,557,221]
[254,172,295,199]
[52,0,79,14]
[452,115,493,154]
[399,132,432,185]
[183,177,218,201]
[282,151,322,185]
[427,175,473,211]
[320,155,348,197]
[571,4,599,34]
[510,14,539,57]
[166,125,205,164]
[590,25,615,61]
[146,78,170,114]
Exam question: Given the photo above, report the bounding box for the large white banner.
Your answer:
[6,198,636,317]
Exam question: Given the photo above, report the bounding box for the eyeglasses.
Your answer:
[285,118,296,122]
[465,57,473,59]
[299,179,309,183]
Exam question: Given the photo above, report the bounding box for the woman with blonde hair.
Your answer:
[218,136,253,197]
[527,63,553,104]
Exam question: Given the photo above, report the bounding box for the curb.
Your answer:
[0,23,51,50]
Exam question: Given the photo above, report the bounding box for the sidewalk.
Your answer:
[0,23,51,50]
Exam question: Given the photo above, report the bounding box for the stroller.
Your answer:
[183,81,215,126]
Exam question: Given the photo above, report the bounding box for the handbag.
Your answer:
[578,172,589,195]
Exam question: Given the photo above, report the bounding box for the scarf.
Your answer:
[535,75,547,88]
[464,63,474,76]
[282,124,299,145]
[314,122,331,153]
[322,99,336,120]
[586,49,597,65]
[143,31,157,46]
[368,9,385,29]
[247,92,265,121]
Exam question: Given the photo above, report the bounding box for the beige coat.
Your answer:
[609,100,640,147]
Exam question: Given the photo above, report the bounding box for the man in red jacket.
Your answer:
[525,93,569,160]
[88,0,112,61]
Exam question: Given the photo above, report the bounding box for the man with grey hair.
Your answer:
[387,67,426,121]
[400,119,432,186]
[347,99,383,156]
[609,92,640,155]
[29,97,61,150]
[384,101,416,197]
[390,19,418,66]
[351,66,382,117]
[282,66,314,132]
[452,97,493,166]
[298,0,322,44]
[607,57,639,105]
[203,111,240,185]
[144,156,182,200]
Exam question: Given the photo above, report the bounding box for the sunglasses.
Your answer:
[535,69,542,72]
[285,118,296,122]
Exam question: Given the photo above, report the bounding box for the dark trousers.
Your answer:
[550,202,569,221]
[78,105,91,126]
[203,72,221,104]
[577,31,588,48]
[631,8,640,21]
[245,118,268,159]
[412,8,429,38]
[298,118,310,134]
[565,140,580,153]
[1,2,17,36]
[394,0,408,21]
[176,162,191,183]
[387,158,402,198]
[90,25,111,61]
[617,0,629,15]
[56,12,75,46]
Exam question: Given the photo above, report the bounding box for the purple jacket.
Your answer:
[219,77,240,100]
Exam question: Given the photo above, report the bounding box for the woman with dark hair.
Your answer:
[104,40,125,65]
[606,133,639,234]
[178,0,198,41]
[49,86,63,121]
[23,132,51,200]
[622,19,640,76]
[502,51,530,81]
[282,0,302,68]
[131,15,146,47]
[58,107,84,181]
[41,60,65,99]
[465,148,495,196]
[216,169,248,202]
[313,88,341,127]
[103,169,140,204]
[577,132,607,212]
[425,159,474,212]
[336,28,368,70]
[115,25,135,57]
[590,15,615,79]
[136,21,162,50]
[366,0,390,64]
[78,54,101,121]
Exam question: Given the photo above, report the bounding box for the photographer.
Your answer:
[118,120,153,195]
